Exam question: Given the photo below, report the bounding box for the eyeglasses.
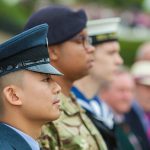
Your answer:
[70,34,92,49]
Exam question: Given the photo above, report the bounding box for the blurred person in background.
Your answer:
[100,67,143,150]
[135,41,150,61]
[125,61,150,150]
[24,5,107,150]
[72,18,123,150]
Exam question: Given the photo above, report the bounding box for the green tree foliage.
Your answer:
[0,0,37,33]
[78,0,144,10]
[119,40,142,67]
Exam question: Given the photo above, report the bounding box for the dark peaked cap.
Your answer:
[24,5,87,45]
[0,24,62,77]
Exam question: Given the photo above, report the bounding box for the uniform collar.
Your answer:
[59,92,84,116]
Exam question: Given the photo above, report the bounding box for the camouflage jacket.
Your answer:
[39,93,107,150]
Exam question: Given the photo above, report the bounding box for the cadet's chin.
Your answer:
[51,110,62,121]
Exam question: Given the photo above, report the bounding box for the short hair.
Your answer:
[0,71,24,115]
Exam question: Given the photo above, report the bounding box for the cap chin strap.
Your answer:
[91,32,118,45]
[0,58,50,77]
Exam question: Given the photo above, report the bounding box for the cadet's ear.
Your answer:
[48,46,60,61]
[3,85,22,106]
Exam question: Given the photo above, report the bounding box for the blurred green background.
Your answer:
[1,0,150,67]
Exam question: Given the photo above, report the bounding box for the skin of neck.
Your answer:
[73,75,101,99]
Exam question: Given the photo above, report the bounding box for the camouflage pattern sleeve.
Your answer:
[38,122,61,150]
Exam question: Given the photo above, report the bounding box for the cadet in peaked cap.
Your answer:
[0,24,62,150]
[72,17,123,150]
[24,5,108,150]
[0,23,62,76]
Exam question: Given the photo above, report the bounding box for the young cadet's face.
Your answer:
[54,29,95,81]
[20,71,61,123]
[90,41,123,82]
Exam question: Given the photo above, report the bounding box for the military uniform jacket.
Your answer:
[0,123,32,150]
[39,93,107,150]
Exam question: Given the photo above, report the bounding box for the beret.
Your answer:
[24,5,87,45]
[87,18,121,45]
[0,24,62,77]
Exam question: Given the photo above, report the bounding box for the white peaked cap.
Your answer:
[131,61,150,86]
[87,17,121,36]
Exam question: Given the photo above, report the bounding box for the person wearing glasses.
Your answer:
[0,24,62,150]
[24,5,107,150]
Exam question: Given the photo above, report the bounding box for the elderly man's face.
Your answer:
[102,73,135,114]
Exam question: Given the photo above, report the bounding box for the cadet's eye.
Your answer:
[42,77,51,82]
